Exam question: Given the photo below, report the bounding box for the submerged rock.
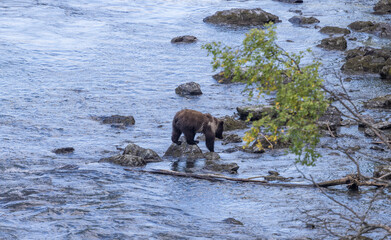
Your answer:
[100,143,162,167]
[164,139,204,159]
[374,0,391,15]
[364,94,391,109]
[319,26,351,35]
[219,116,248,131]
[92,115,135,128]
[341,47,391,74]
[223,218,244,226]
[237,105,276,121]
[171,35,197,43]
[317,36,347,51]
[288,16,320,25]
[203,8,281,26]
[348,21,391,39]
[175,82,202,96]
[274,0,303,3]
[212,71,235,84]
[53,147,75,154]
[204,160,239,174]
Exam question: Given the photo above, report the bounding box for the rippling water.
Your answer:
[1,0,390,239]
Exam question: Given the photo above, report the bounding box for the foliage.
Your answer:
[203,24,329,165]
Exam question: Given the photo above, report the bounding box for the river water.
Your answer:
[1,0,390,239]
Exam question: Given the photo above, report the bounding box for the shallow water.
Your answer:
[1,0,391,239]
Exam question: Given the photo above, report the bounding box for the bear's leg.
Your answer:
[183,129,198,145]
[205,130,215,152]
[172,126,182,145]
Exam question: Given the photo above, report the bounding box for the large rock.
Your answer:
[319,26,351,35]
[348,21,391,39]
[123,143,162,162]
[164,138,204,159]
[341,47,391,74]
[380,65,391,79]
[171,35,197,43]
[212,71,235,84]
[222,134,243,145]
[100,143,162,167]
[364,94,391,109]
[374,0,391,14]
[288,16,320,25]
[53,147,75,154]
[237,105,276,121]
[219,116,248,131]
[92,115,135,128]
[175,82,202,96]
[203,8,281,26]
[317,36,347,51]
[317,106,342,131]
[204,160,239,174]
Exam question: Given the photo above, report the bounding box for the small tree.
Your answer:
[203,24,329,165]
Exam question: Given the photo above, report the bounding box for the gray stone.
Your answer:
[100,154,146,167]
[123,143,162,162]
[203,8,280,26]
[364,94,391,109]
[204,152,221,161]
[164,139,204,159]
[222,134,242,145]
[171,35,197,43]
[317,36,347,51]
[236,105,276,121]
[348,21,391,39]
[317,106,342,131]
[204,160,239,174]
[319,26,351,35]
[288,16,320,25]
[374,0,391,14]
[92,115,135,128]
[219,116,248,131]
[175,82,202,96]
[53,147,74,154]
[341,47,391,74]
[380,65,391,79]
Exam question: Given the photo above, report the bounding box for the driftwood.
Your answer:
[124,169,390,189]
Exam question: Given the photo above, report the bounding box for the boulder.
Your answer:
[171,35,197,43]
[100,154,146,167]
[53,147,74,154]
[203,8,281,26]
[341,47,391,74]
[92,115,135,128]
[319,26,351,35]
[100,143,162,167]
[123,143,162,162]
[164,138,204,159]
[219,116,248,131]
[364,94,391,109]
[348,21,391,39]
[288,16,320,25]
[222,134,243,145]
[317,36,347,51]
[175,82,202,96]
[212,71,235,84]
[204,160,239,174]
[204,152,221,161]
[223,218,244,226]
[380,65,391,79]
[374,0,391,14]
[237,105,276,121]
[317,106,342,131]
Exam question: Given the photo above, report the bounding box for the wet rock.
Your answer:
[317,106,342,131]
[100,154,146,167]
[222,147,240,153]
[92,115,135,128]
[364,94,391,109]
[223,218,244,225]
[237,105,276,121]
[341,47,391,74]
[100,143,161,167]
[212,71,235,84]
[319,26,351,35]
[380,65,391,79]
[53,147,74,154]
[373,165,391,180]
[348,21,391,39]
[175,82,202,96]
[204,152,221,161]
[171,35,197,43]
[219,116,248,131]
[164,138,204,159]
[317,36,347,51]
[374,0,391,15]
[357,115,376,128]
[203,8,281,26]
[288,16,319,25]
[123,143,162,162]
[204,160,239,174]
[222,134,242,145]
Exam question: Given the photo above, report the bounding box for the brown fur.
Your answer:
[171,109,224,152]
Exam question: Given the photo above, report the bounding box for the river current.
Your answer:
[1,0,390,239]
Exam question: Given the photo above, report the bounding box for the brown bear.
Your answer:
[171,109,224,152]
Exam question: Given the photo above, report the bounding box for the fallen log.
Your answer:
[124,169,390,189]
